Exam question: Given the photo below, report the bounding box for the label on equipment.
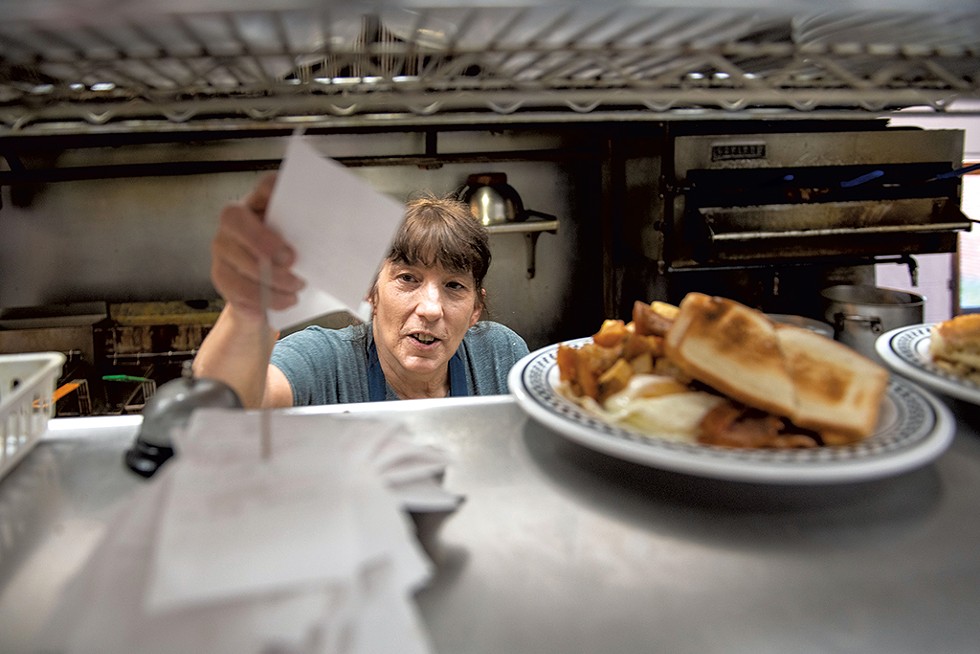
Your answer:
[711,142,766,162]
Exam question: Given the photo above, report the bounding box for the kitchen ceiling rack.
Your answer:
[1,1,979,135]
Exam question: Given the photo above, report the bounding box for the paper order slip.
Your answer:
[265,134,405,331]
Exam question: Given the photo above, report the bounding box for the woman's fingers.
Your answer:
[218,199,295,266]
[211,175,305,315]
[243,172,278,215]
[211,239,305,312]
[212,257,303,315]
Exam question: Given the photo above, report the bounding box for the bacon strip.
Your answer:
[698,402,819,449]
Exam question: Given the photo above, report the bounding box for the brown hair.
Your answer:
[387,194,492,294]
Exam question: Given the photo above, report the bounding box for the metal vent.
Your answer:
[1,1,979,134]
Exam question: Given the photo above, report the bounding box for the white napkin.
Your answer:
[38,472,347,654]
[39,410,460,654]
[168,409,463,513]
[265,134,406,330]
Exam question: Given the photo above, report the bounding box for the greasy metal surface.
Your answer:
[672,129,967,176]
[2,396,980,653]
[1,1,979,134]
[698,203,970,239]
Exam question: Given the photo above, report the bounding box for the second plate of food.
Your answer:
[876,323,980,405]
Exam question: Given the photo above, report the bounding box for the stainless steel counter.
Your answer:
[3,394,980,653]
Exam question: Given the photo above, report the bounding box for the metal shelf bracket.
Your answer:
[487,218,559,279]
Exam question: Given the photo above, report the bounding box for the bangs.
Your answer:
[388,195,491,285]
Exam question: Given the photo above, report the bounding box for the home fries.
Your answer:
[556,292,889,449]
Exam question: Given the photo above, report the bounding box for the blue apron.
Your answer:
[367,341,469,401]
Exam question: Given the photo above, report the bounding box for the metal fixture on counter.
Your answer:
[125,361,242,478]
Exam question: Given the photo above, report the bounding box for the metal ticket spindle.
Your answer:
[259,256,272,461]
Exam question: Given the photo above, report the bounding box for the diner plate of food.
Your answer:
[876,315,980,405]
[509,294,955,484]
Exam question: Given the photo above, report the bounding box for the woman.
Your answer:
[193,173,529,408]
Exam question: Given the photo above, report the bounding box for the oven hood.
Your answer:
[2,0,980,136]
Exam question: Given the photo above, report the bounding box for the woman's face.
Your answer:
[372,259,483,381]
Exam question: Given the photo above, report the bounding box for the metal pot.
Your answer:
[820,284,925,361]
[459,172,527,226]
[766,313,834,339]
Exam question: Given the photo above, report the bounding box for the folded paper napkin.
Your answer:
[39,409,463,654]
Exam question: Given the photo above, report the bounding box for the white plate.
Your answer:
[508,339,954,485]
[876,323,980,405]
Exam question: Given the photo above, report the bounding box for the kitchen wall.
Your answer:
[0,128,607,351]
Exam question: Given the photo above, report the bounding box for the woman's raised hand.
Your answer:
[210,173,306,319]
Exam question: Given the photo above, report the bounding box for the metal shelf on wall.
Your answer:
[486,217,559,279]
[1,1,980,135]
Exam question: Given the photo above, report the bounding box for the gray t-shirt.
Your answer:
[270,321,529,405]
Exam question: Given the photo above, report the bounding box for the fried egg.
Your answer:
[569,374,726,443]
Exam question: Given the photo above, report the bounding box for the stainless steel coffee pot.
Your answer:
[459,172,528,226]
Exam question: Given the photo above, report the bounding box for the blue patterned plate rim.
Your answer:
[509,338,954,484]
[876,323,980,406]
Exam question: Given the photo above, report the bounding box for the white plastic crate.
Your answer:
[0,352,65,481]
